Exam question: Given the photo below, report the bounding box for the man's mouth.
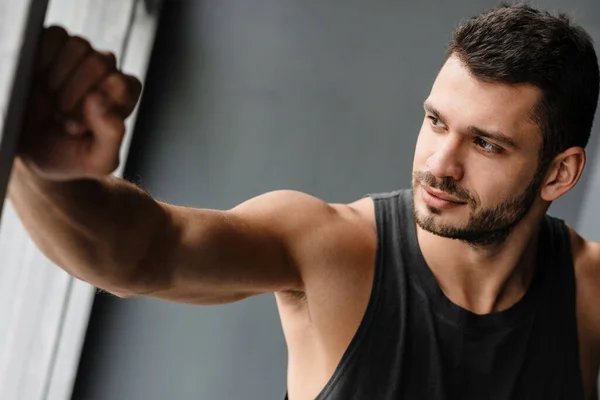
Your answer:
[420,184,468,210]
[423,186,466,203]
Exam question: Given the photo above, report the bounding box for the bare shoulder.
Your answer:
[567,224,600,286]
[231,190,373,224]
[566,225,600,394]
[347,195,376,220]
[232,190,377,290]
[566,224,600,336]
[285,194,377,292]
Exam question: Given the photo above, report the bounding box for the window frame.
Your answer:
[0,1,161,399]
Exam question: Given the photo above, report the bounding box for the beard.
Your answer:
[412,168,545,247]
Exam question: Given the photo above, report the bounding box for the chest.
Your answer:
[286,281,592,400]
[398,281,587,399]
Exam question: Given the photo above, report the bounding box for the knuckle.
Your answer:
[128,75,143,98]
[44,25,68,41]
[67,36,92,55]
[102,51,117,66]
[37,26,69,72]
[103,73,129,102]
[45,25,67,34]
[102,117,126,138]
[85,53,111,78]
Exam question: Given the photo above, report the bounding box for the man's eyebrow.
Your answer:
[423,101,517,149]
[468,126,517,149]
[423,102,445,122]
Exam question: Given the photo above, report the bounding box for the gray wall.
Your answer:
[71,1,600,399]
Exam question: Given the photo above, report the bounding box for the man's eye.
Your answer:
[474,137,502,154]
[428,117,445,129]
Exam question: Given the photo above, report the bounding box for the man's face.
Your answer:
[412,55,545,246]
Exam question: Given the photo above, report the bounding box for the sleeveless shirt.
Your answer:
[285,189,583,399]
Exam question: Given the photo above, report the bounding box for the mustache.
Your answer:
[413,171,472,203]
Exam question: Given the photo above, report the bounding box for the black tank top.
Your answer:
[285,189,583,399]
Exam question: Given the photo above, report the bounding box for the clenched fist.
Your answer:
[18,26,142,181]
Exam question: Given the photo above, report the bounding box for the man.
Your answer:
[9,3,600,399]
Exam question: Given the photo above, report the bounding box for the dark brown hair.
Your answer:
[448,3,599,169]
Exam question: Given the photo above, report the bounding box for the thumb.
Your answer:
[82,92,125,175]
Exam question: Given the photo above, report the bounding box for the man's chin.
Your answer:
[414,209,477,240]
[415,214,461,238]
[414,211,515,247]
[417,221,463,240]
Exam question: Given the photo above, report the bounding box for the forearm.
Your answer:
[7,157,168,294]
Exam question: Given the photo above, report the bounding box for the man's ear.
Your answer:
[540,147,586,201]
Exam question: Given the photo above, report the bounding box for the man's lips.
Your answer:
[422,186,466,203]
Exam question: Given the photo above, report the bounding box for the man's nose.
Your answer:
[426,136,464,182]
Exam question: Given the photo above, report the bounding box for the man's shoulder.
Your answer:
[566,224,600,278]
[345,188,412,226]
[566,225,600,336]
[564,225,600,384]
[359,188,411,201]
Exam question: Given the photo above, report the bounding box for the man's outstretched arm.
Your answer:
[9,26,370,304]
[10,159,337,302]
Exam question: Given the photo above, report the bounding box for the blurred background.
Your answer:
[1,0,599,399]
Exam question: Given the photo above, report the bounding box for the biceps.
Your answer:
[141,204,302,304]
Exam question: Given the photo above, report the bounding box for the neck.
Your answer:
[416,205,546,315]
